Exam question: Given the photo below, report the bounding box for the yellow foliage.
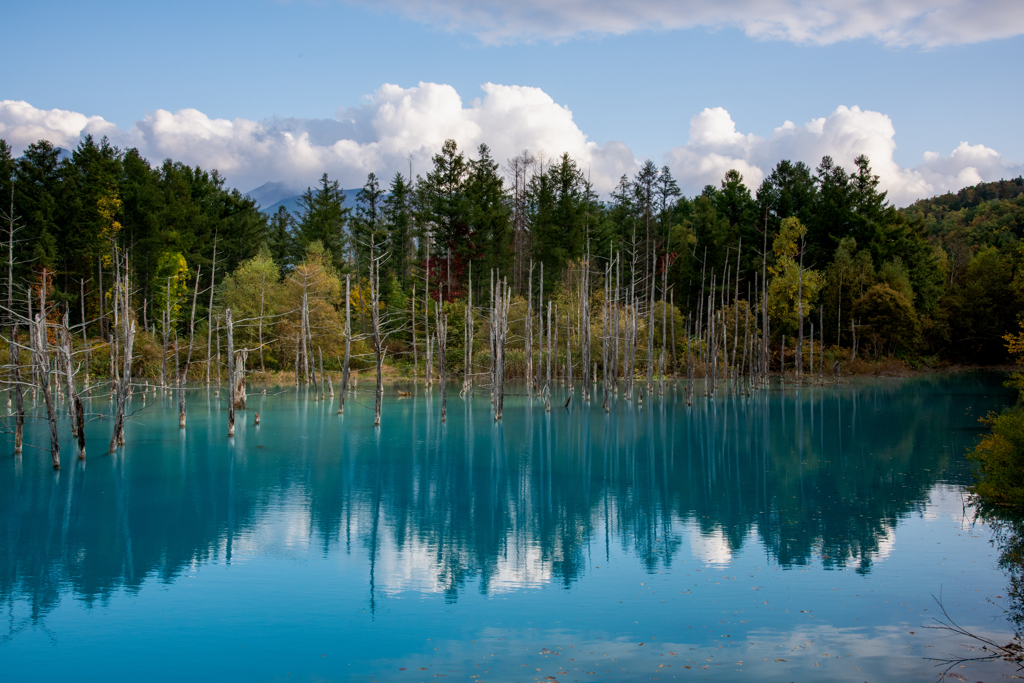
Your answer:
[1004,323,1024,399]
[153,251,191,324]
[97,191,122,267]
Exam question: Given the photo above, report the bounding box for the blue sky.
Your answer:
[2,0,1022,203]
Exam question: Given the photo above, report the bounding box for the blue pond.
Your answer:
[0,373,1020,681]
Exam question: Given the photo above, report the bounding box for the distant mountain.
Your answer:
[246,182,363,217]
[245,181,300,210]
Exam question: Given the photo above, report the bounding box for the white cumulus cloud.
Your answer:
[0,83,634,196]
[348,0,1024,47]
[1,85,1021,207]
[666,104,1024,205]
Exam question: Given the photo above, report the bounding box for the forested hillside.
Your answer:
[1,133,1021,380]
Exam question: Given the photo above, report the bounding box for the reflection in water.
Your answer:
[0,373,1009,627]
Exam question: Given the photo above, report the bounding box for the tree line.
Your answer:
[2,133,1022,385]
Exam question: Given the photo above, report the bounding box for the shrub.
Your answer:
[969,407,1024,508]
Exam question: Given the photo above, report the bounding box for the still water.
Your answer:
[0,374,1019,681]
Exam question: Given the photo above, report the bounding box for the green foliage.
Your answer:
[853,283,921,356]
[4,125,1021,375]
[767,218,822,335]
[152,251,191,324]
[969,407,1024,508]
[295,173,350,270]
[222,245,283,352]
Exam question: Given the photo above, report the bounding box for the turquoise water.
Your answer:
[0,374,1019,681]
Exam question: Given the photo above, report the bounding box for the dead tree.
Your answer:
[462,266,474,396]
[646,249,656,391]
[338,274,351,415]
[525,260,533,392]
[10,322,24,454]
[161,277,170,392]
[565,311,572,391]
[108,257,136,453]
[234,348,248,410]
[30,313,59,468]
[59,312,80,440]
[226,307,235,437]
[602,253,611,412]
[545,299,552,412]
[26,277,61,468]
[206,232,218,385]
[258,272,266,373]
[369,239,388,427]
[180,265,201,428]
[435,300,448,422]
[412,283,418,380]
[536,262,544,393]
[493,277,510,421]
[796,228,805,380]
[424,240,432,388]
[581,248,591,401]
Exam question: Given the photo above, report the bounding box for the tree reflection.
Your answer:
[0,374,1010,627]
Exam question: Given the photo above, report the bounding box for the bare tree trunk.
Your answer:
[489,269,495,406]
[810,322,814,380]
[614,256,620,390]
[602,255,610,413]
[161,277,170,392]
[180,266,201,428]
[797,242,804,380]
[109,260,135,452]
[32,311,60,468]
[819,305,824,379]
[319,347,325,398]
[371,243,384,427]
[80,278,90,387]
[493,279,510,420]
[670,290,677,380]
[60,312,79,438]
[424,243,431,387]
[647,249,655,391]
[234,349,247,410]
[436,301,447,422]
[851,317,857,361]
[339,274,351,415]
[526,260,533,391]
[215,317,222,393]
[537,262,544,392]
[566,311,572,391]
[206,233,217,385]
[75,397,85,460]
[464,266,473,395]
[660,256,667,396]
[581,249,591,401]
[412,283,418,380]
[11,323,23,455]
[732,241,741,375]
[545,298,551,412]
[780,334,786,380]
[226,308,235,436]
[175,330,183,424]
[98,255,105,342]
[258,272,266,373]
[300,291,310,386]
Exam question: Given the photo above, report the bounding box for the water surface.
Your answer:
[1,374,1019,681]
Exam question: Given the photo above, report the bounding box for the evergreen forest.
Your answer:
[2,133,1023,392]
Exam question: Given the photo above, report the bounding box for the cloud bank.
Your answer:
[667,104,1024,205]
[1,83,1020,207]
[350,0,1024,47]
